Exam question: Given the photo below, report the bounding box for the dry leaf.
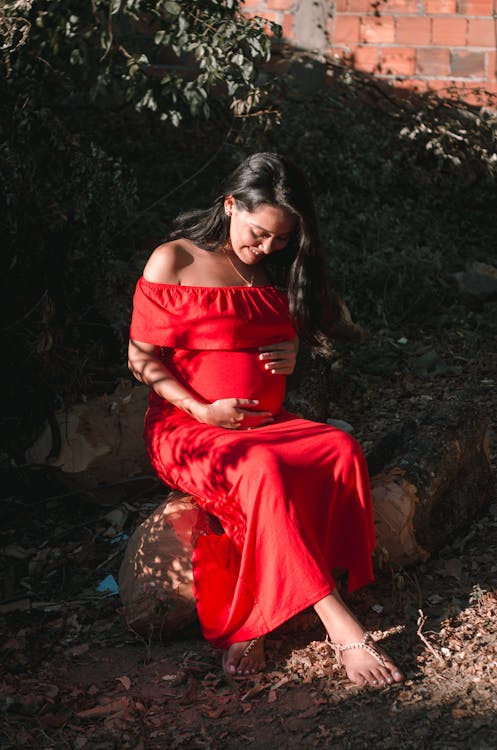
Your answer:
[241,683,268,702]
[201,704,226,719]
[116,675,131,690]
[77,697,129,719]
[67,643,90,657]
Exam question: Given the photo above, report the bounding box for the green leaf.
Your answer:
[164,1,181,15]
[227,79,239,96]
[177,14,189,34]
[154,30,166,44]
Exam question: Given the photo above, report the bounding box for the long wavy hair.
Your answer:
[169,152,336,350]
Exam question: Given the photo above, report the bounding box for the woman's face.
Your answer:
[224,196,297,265]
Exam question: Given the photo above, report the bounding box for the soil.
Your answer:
[1,297,496,750]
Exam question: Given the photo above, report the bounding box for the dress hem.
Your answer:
[207,583,335,650]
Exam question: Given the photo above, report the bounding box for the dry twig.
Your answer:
[416,609,446,665]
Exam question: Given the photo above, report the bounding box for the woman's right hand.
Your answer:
[191,398,274,429]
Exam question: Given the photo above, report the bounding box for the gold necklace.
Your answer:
[223,250,255,287]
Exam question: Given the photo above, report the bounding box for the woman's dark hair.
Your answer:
[169,152,336,350]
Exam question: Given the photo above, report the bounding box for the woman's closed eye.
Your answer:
[251,229,291,244]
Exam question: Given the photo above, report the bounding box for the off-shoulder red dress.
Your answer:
[130,278,375,648]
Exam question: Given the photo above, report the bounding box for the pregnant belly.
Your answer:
[168,349,286,415]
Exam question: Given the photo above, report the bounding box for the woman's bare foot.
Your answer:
[314,591,404,688]
[333,634,404,687]
[222,637,265,677]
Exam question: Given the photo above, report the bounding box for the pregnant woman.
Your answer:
[128,152,403,687]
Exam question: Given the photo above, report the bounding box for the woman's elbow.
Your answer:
[127,341,143,381]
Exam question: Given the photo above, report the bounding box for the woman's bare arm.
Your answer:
[128,339,200,415]
[128,340,273,429]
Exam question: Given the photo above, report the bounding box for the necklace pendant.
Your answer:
[223,248,256,287]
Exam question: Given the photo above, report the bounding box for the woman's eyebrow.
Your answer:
[250,222,292,236]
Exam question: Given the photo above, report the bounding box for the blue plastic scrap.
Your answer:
[96,574,119,596]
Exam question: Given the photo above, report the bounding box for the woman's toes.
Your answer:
[223,638,265,677]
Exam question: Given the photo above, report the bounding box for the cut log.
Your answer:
[119,400,493,636]
[369,400,492,565]
[118,491,222,637]
[25,381,151,484]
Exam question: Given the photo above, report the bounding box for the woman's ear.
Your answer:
[224,195,235,216]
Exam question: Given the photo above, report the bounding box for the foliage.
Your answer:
[0,0,281,457]
[0,99,139,456]
[1,0,279,124]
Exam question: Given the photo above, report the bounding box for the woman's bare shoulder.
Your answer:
[142,240,194,283]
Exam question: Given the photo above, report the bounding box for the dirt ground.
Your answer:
[1,299,496,749]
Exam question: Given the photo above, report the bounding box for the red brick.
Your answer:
[479,82,497,104]
[432,17,467,46]
[382,0,418,10]
[282,13,294,39]
[425,79,456,92]
[451,50,485,77]
[416,47,451,75]
[255,10,280,24]
[432,80,495,106]
[457,0,494,13]
[348,0,374,10]
[424,0,456,12]
[393,78,429,93]
[267,0,296,9]
[351,45,381,72]
[360,16,395,43]
[381,47,416,76]
[396,16,431,44]
[334,0,348,10]
[244,10,280,35]
[333,15,361,44]
[467,19,495,47]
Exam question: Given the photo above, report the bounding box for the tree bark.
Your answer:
[368,400,492,564]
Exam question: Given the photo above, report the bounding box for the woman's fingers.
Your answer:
[206,399,273,429]
[234,398,260,407]
[259,342,297,374]
[261,357,295,374]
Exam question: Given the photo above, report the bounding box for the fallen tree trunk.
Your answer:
[368,400,492,564]
[119,401,493,637]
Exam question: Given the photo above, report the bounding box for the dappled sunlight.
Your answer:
[119,491,225,637]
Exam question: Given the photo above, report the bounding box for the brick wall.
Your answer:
[244,0,497,104]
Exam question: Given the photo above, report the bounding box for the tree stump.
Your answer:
[119,400,493,636]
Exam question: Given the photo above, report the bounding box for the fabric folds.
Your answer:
[130,279,376,649]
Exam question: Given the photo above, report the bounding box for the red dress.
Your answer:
[130,278,375,648]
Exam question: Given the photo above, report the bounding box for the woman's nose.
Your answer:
[258,237,275,254]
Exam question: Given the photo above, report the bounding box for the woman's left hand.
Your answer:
[258,337,298,375]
